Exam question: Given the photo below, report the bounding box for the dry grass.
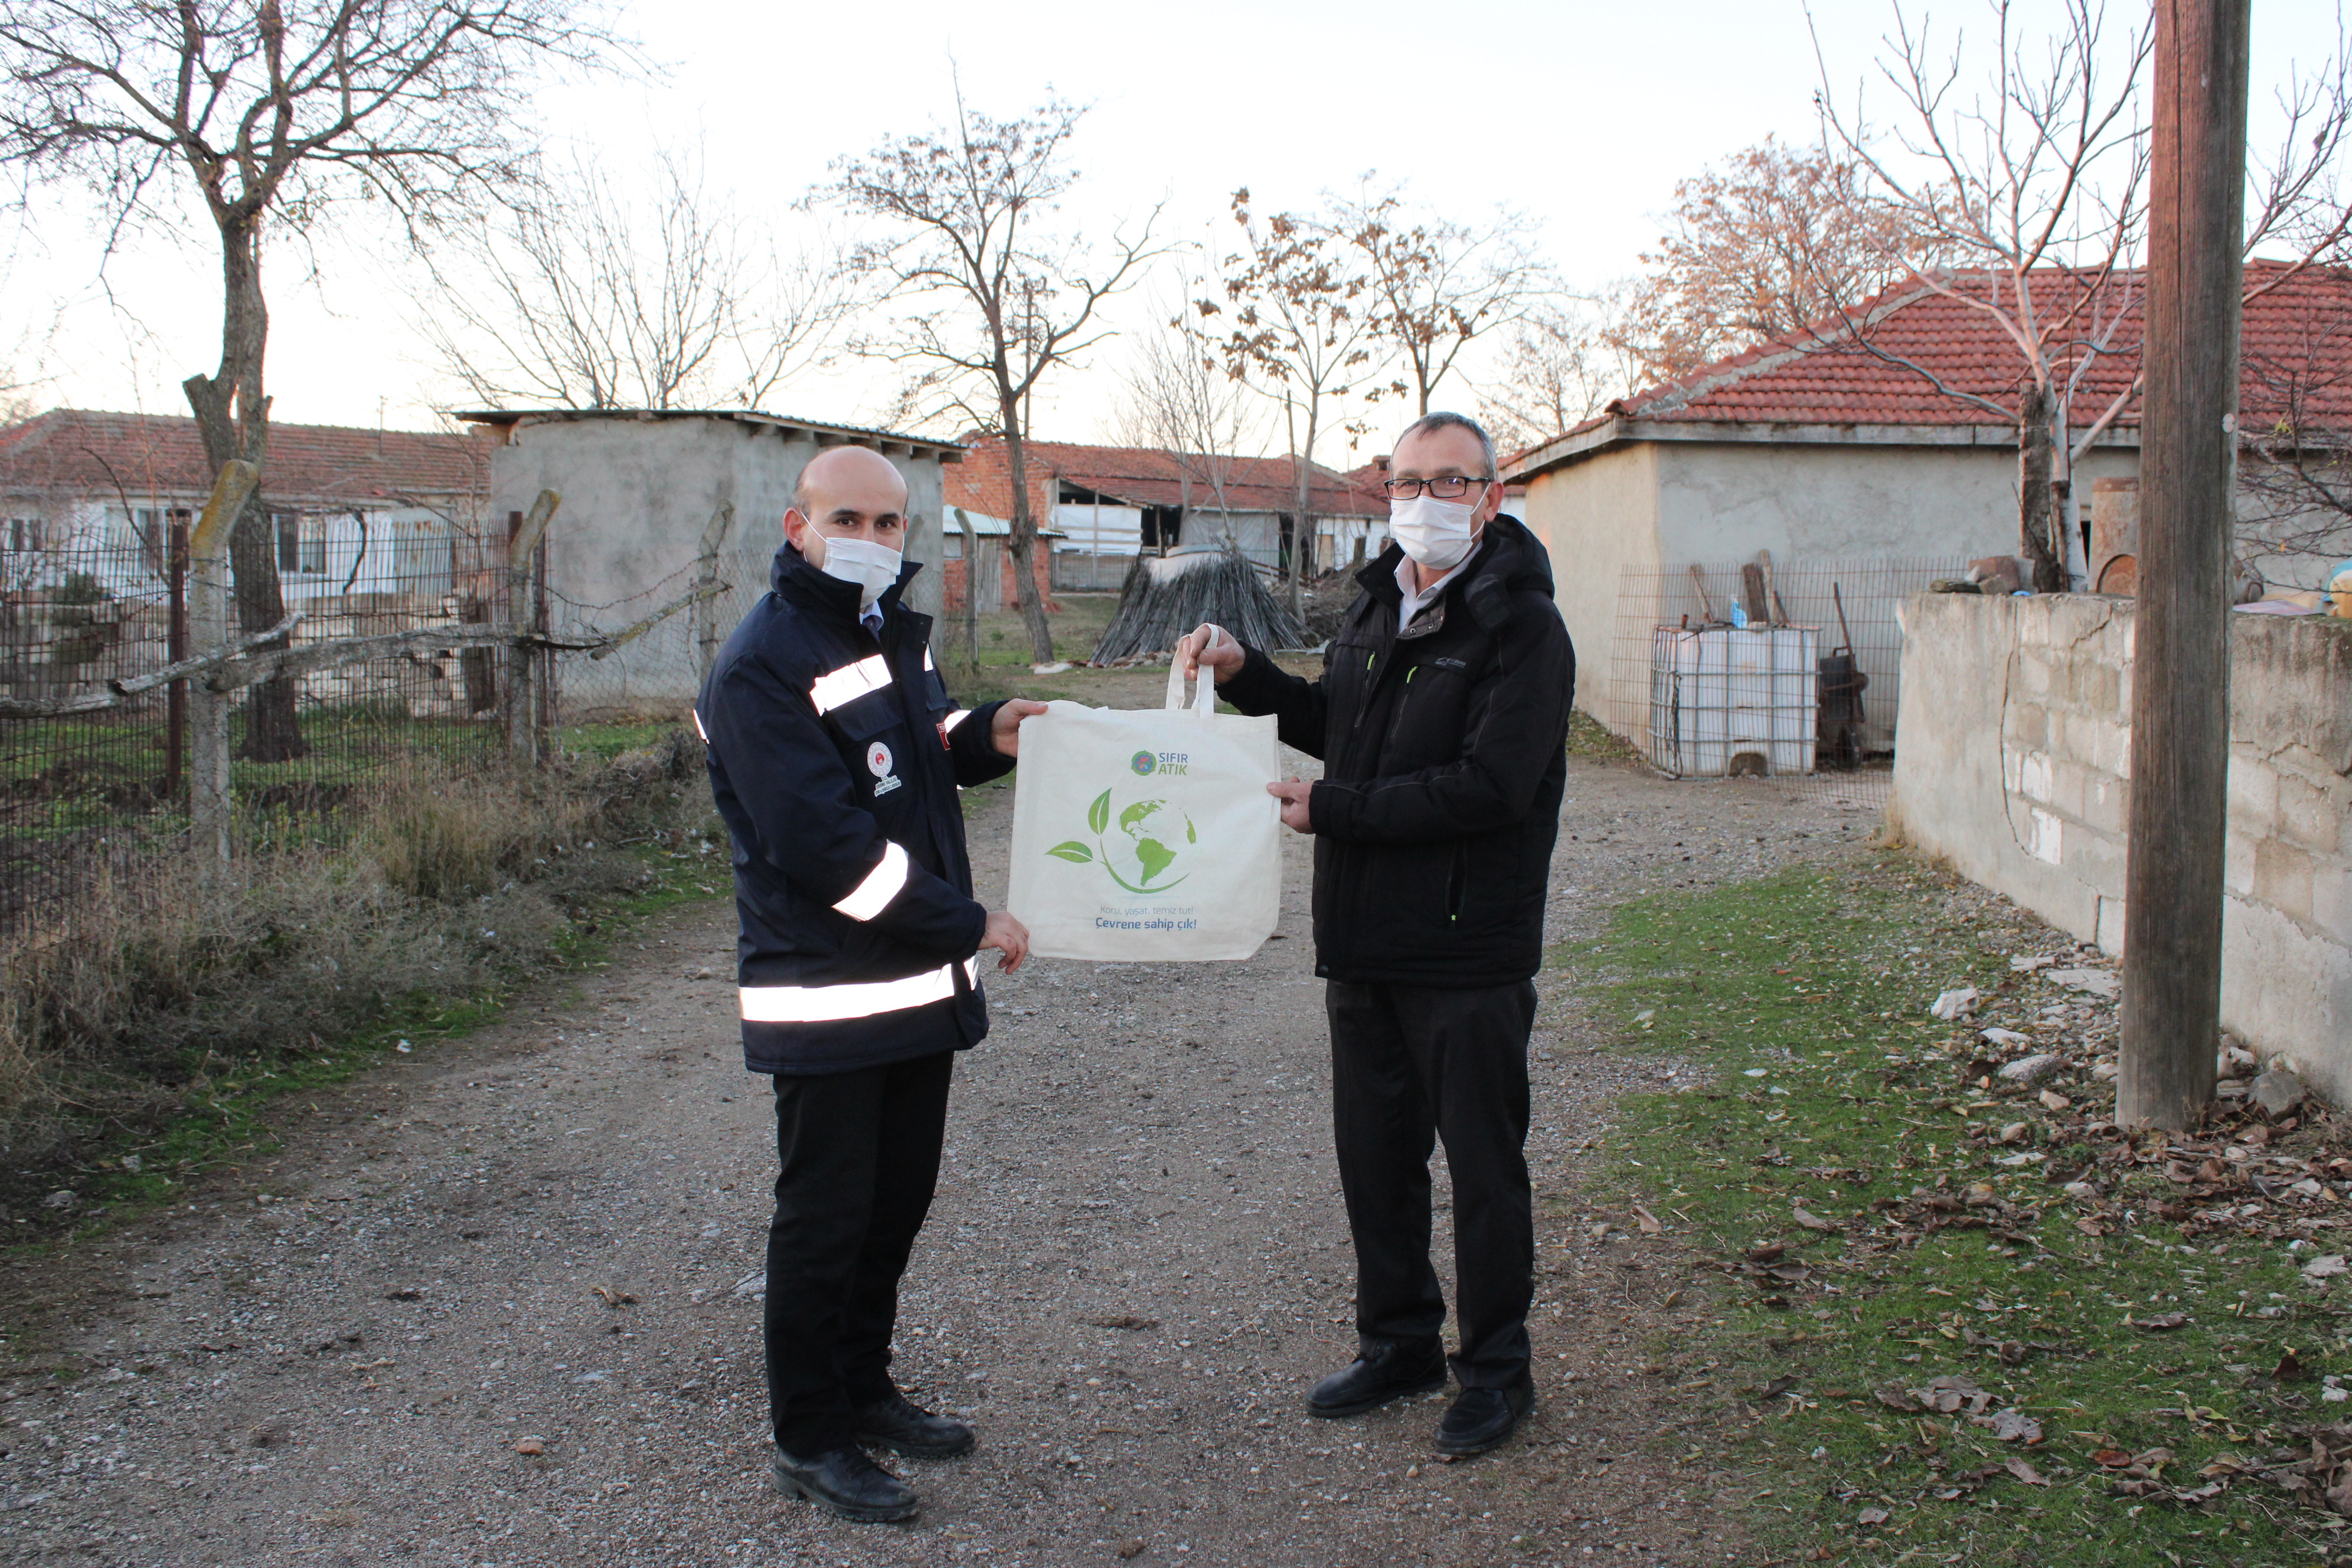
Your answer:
[0,729,713,1196]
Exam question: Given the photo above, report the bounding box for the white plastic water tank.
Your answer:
[1645,625,1821,778]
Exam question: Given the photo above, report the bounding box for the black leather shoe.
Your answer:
[1435,1378,1534,1456]
[1306,1340,1448,1419]
[770,1446,919,1523]
[851,1391,976,1458]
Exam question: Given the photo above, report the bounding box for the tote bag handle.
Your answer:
[1163,656,1220,718]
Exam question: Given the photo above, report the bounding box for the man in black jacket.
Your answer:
[1178,411,1573,1456]
[698,445,1042,1523]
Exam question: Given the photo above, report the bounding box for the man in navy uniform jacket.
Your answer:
[698,445,1042,1524]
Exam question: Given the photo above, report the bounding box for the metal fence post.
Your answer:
[188,462,260,870]
[694,501,735,684]
[505,489,560,766]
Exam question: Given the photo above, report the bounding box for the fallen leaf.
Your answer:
[514,1436,545,1456]
[2303,1254,2348,1279]
[1791,1204,1835,1233]
[1873,1383,1923,1413]
[592,1285,635,1308]
[2093,1448,2133,1468]
[2276,1348,2313,1383]
[1634,1204,1662,1236]
[2135,1312,2189,1331]
[2005,1458,2050,1486]
[1857,1505,1890,1527]
[1985,1409,2043,1443]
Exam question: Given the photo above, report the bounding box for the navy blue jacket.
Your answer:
[697,544,1014,1074]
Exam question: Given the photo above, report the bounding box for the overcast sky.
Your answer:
[5,0,2340,453]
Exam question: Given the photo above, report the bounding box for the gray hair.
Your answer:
[1396,411,1497,478]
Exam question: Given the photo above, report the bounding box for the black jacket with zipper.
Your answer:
[697,544,1014,1075]
[1216,514,1573,989]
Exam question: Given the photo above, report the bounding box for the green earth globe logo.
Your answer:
[1044,789,1199,892]
[1109,797,1195,890]
[1131,750,1157,776]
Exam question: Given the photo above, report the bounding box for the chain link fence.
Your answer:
[0,495,737,940]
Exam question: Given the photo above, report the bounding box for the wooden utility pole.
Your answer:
[504,488,561,766]
[2119,0,2250,1131]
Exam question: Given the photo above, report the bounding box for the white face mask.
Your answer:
[1388,492,1482,571]
[806,533,903,609]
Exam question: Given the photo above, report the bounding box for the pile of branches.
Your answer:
[1092,547,1307,664]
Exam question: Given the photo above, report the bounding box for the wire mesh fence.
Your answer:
[0,517,589,939]
[1602,556,1969,805]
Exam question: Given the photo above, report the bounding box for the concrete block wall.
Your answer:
[1892,592,2352,1101]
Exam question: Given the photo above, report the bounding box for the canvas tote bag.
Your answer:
[1007,666,1281,961]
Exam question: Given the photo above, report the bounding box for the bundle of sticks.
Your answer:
[1092,546,1308,664]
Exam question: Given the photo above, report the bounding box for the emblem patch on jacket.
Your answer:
[867,740,902,797]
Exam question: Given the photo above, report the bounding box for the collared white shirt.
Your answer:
[1396,555,1469,635]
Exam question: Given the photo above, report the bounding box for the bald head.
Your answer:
[786,445,910,563]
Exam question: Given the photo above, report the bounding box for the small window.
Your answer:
[275,512,326,574]
[5,517,43,553]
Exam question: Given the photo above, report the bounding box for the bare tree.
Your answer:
[1814,0,2352,590]
[1607,136,1929,386]
[1478,298,1641,457]
[1200,189,1391,610]
[1329,179,1554,416]
[1113,303,1265,537]
[424,143,842,411]
[0,0,616,759]
[831,90,1158,664]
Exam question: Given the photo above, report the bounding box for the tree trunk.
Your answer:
[2016,384,2064,593]
[183,208,305,761]
[1290,396,1319,621]
[1002,426,1057,663]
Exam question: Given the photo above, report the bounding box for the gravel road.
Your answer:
[0,753,1880,1568]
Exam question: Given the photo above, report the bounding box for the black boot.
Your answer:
[770,1446,919,1523]
[852,1390,976,1458]
[1306,1339,1448,1419]
[1435,1377,1534,1456]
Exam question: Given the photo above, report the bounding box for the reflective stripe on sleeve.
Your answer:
[831,842,909,922]
[691,707,709,742]
[740,961,962,1024]
[923,647,936,671]
[809,654,892,714]
[940,708,974,734]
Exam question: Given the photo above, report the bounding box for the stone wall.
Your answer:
[1892,592,2352,1099]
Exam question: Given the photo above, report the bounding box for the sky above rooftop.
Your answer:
[4,0,2340,455]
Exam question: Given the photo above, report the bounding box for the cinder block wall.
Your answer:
[1891,593,2352,1100]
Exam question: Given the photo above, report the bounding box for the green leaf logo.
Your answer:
[1046,841,1093,863]
[1087,789,1112,836]
[1044,788,1197,894]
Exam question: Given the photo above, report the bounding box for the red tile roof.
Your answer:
[0,409,488,506]
[949,436,1386,520]
[1546,260,2352,442]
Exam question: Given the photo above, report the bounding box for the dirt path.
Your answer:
[0,758,1880,1568]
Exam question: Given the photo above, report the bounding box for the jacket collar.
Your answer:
[1351,515,1550,633]
[773,543,925,629]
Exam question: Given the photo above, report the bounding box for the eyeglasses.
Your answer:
[1383,476,1493,499]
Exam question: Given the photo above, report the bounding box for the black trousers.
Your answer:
[1326,979,1536,1389]
[764,1048,954,1456]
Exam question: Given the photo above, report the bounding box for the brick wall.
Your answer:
[943,443,1059,612]
[1893,593,2352,1099]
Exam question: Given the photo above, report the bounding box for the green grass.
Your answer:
[1568,855,2333,1567]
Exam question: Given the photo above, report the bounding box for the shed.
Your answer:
[1501,260,2352,749]
[459,409,965,710]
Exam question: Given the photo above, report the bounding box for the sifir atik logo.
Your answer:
[1129,750,1190,777]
